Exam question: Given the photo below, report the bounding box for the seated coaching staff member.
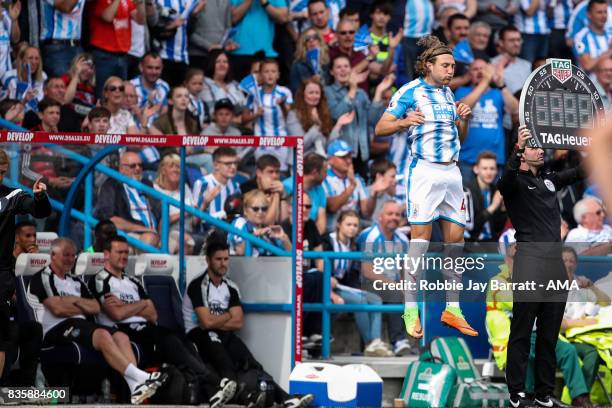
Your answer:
[0,147,51,384]
[28,238,167,405]
[498,127,586,408]
[89,235,237,408]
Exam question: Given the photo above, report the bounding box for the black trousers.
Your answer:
[117,323,221,398]
[161,60,189,87]
[1,320,42,386]
[506,253,568,398]
[187,328,290,404]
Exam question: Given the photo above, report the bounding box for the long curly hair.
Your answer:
[294,77,333,136]
[414,35,453,78]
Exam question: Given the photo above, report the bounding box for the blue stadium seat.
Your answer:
[141,274,185,334]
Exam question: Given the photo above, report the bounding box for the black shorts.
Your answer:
[0,297,12,352]
[116,322,172,346]
[43,318,117,350]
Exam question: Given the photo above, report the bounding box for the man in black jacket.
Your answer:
[498,126,583,408]
[0,148,51,386]
[465,151,506,242]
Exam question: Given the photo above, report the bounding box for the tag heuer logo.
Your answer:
[551,59,572,84]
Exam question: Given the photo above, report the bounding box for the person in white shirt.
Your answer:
[565,197,612,255]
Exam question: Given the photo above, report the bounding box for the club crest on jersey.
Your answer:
[544,179,556,192]
[551,59,572,84]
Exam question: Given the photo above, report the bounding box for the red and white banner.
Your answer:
[0,130,301,147]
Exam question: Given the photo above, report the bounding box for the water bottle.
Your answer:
[101,378,111,403]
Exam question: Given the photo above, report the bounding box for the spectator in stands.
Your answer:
[22,77,82,132]
[102,76,139,134]
[202,99,241,137]
[446,13,470,50]
[566,0,612,47]
[308,0,336,45]
[358,201,412,356]
[475,0,518,32]
[193,147,241,222]
[283,153,327,234]
[329,19,368,90]
[245,59,293,173]
[325,55,390,177]
[184,68,208,129]
[150,85,200,136]
[401,0,435,81]
[39,0,85,77]
[29,97,60,133]
[86,218,117,253]
[95,150,161,249]
[13,220,38,262]
[153,153,197,254]
[455,56,519,182]
[573,0,611,73]
[241,155,282,224]
[323,140,375,229]
[62,53,96,119]
[183,235,314,407]
[86,106,111,134]
[365,1,403,84]
[0,0,20,81]
[369,159,402,222]
[0,99,25,126]
[229,0,289,80]
[89,0,146,98]
[153,0,205,86]
[188,0,237,70]
[454,22,492,65]
[565,197,612,255]
[289,28,330,94]
[548,0,574,60]
[2,45,46,113]
[591,57,612,109]
[514,0,550,62]
[288,77,336,157]
[129,52,170,129]
[321,210,393,356]
[121,81,153,131]
[28,238,168,404]
[491,25,532,95]
[201,49,245,120]
[228,189,291,255]
[463,152,507,242]
[89,235,237,406]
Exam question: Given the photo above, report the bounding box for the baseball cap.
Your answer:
[214,98,234,112]
[327,140,353,157]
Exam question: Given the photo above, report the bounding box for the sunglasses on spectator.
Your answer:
[106,85,125,92]
[250,206,269,213]
[304,204,312,209]
[338,30,356,35]
[304,35,319,42]
[216,160,238,166]
[121,162,143,169]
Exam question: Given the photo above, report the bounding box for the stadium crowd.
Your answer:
[0,0,611,405]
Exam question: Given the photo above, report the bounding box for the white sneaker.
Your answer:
[394,339,412,356]
[365,339,393,357]
[209,378,237,408]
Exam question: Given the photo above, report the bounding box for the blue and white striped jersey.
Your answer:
[514,0,550,35]
[129,75,170,127]
[566,1,612,40]
[156,0,198,63]
[188,94,207,128]
[247,85,293,137]
[1,69,47,112]
[385,78,460,163]
[403,0,434,38]
[124,185,157,229]
[0,11,12,79]
[573,27,610,61]
[387,130,411,176]
[227,216,283,256]
[40,0,85,41]
[356,223,409,280]
[549,0,573,30]
[322,168,368,229]
[192,173,241,217]
[326,232,353,280]
[327,0,345,30]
